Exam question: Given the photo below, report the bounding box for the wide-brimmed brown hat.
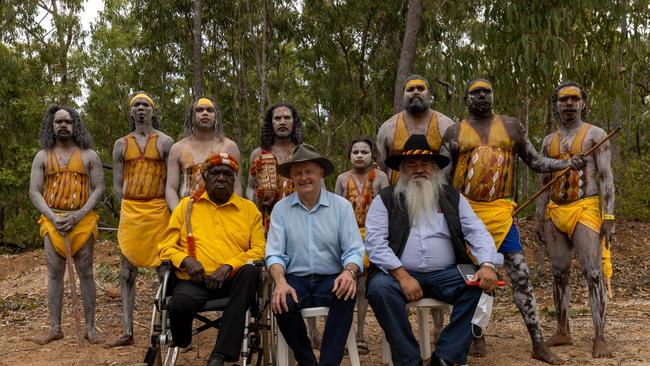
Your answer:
[277,143,335,178]
[385,134,450,171]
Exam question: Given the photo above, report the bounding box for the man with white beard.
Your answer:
[365,134,503,366]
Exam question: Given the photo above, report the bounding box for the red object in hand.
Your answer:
[467,279,507,287]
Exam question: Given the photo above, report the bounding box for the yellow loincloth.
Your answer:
[466,198,516,250]
[118,198,169,267]
[39,211,99,258]
[545,196,612,279]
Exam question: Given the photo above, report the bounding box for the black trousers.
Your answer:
[169,264,260,361]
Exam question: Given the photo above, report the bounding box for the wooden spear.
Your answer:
[63,234,85,346]
[513,127,620,217]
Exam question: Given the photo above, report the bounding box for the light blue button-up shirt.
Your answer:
[365,192,503,273]
[265,187,365,276]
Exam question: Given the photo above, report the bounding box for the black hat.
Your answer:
[277,143,335,178]
[384,134,450,171]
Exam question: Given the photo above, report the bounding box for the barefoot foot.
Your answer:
[545,333,573,347]
[469,336,487,357]
[593,337,612,358]
[85,329,102,344]
[532,341,563,365]
[32,330,64,345]
[104,333,134,348]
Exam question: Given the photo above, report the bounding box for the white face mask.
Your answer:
[471,292,494,337]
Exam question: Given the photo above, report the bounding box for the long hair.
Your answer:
[260,103,304,150]
[127,91,160,131]
[552,81,589,119]
[181,96,223,138]
[40,105,92,149]
[347,136,378,162]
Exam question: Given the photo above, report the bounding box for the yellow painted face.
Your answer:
[467,80,492,93]
[130,93,155,107]
[558,86,582,99]
[404,79,428,93]
[195,97,214,108]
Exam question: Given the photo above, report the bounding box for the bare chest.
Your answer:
[269,145,294,164]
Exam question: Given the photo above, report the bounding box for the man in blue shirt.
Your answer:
[265,143,364,366]
[365,134,503,366]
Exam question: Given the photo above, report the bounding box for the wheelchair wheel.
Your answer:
[146,272,180,366]
[260,268,276,366]
[154,344,179,366]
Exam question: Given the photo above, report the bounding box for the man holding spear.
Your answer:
[29,105,105,345]
[534,82,615,358]
[442,78,585,364]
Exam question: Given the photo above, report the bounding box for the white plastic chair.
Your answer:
[381,298,452,365]
[276,306,361,366]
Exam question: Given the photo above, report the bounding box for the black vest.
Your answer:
[366,184,474,285]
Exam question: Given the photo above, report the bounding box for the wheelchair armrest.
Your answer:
[253,259,266,268]
[161,259,172,267]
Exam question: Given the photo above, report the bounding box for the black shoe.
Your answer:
[206,354,225,366]
[429,352,453,366]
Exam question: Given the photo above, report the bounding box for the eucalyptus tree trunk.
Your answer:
[392,0,423,113]
[192,0,204,97]
[49,0,77,103]
[612,0,628,160]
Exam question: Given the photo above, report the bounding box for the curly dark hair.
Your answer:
[260,103,304,150]
[552,81,589,119]
[127,91,160,131]
[181,96,223,138]
[347,136,378,162]
[40,105,92,149]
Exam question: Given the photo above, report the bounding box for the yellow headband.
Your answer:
[130,93,155,108]
[195,97,214,108]
[467,80,492,93]
[558,86,582,98]
[404,79,428,91]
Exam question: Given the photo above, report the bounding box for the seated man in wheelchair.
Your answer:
[265,144,364,366]
[158,153,266,366]
[364,135,502,366]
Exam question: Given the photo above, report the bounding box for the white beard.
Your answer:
[394,172,445,226]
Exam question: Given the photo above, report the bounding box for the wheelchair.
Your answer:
[143,260,274,366]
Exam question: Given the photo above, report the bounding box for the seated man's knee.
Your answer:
[367,274,400,304]
[169,293,198,315]
[238,263,260,278]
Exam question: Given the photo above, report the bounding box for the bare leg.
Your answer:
[573,224,611,358]
[545,220,573,347]
[74,237,101,344]
[504,251,561,365]
[355,275,369,354]
[431,308,444,343]
[33,237,65,345]
[105,256,137,347]
[307,317,321,350]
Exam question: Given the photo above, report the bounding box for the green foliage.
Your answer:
[2,0,650,250]
[96,262,121,283]
[615,156,650,220]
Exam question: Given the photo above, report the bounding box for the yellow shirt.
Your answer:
[158,191,266,279]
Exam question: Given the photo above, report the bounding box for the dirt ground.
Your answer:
[0,220,649,366]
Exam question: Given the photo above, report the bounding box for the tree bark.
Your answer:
[612,0,628,160]
[192,0,204,97]
[392,0,423,113]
